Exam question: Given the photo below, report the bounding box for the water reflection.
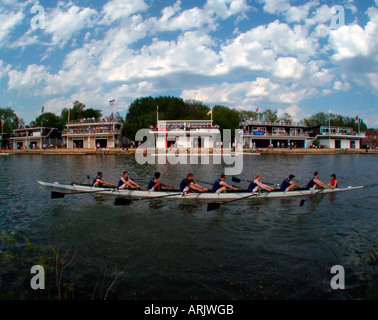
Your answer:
[0,154,377,299]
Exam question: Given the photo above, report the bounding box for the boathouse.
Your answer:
[62,118,125,149]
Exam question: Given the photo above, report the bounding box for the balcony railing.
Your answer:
[63,129,121,135]
[241,120,306,127]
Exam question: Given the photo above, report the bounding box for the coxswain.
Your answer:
[148,172,175,191]
[248,174,275,193]
[92,172,115,188]
[306,171,327,190]
[327,174,338,189]
[212,174,238,193]
[280,174,301,191]
[179,172,208,193]
[118,171,142,190]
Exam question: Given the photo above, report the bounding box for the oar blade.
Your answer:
[232,177,241,183]
[299,199,306,207]
[207,202,221,212]
[114,198,132,206]
[51,191,65,199]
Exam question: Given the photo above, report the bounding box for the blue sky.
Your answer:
[0,0,377,128]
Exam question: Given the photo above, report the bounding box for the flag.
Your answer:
[272,109,278,115]
[256,108,259,112]
[207,109,212,116]
[109,99,115,106]
[41,106,44,114]
[354,116,359,121]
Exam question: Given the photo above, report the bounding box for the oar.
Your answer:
[51,188,117,199]
[207,189,275,212]
[196,180,238,189]
[114,192,186,206]
[299,187,327,207]
[232,177,279,187]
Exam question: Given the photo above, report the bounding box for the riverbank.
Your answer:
[3,148,378,155]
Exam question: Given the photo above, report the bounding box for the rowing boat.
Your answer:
[37,181,364,200]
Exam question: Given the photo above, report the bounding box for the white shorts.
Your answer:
[215,188,222,194]
[149,187,155,192]
[252,186,259,193]
[183,186,190,193]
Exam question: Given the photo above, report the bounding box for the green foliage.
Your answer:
[304,112,367,132]
[60,101,102,125]
[0,107,20,133]
[212,105,242,137]
[122,96,211,139]
[35,112,64,130]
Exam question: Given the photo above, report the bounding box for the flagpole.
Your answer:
[211,107,213,125]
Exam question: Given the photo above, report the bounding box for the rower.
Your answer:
[306,171,327,190]
[248,174,275,193]
[92,172,115,188]
[280,174,301,192]
[179,172,208,193]
[212,174,238,193]
[118,171,142,190]
[148,172,175,191]
[327,174,338,189]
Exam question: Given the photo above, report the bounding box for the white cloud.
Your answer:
[44,5,98,47]
[181,77,319,108]
[277,104,309,122]
[333,80,351,92]
[7,64,50,92]
[0,10,24,46]
[273,57,305,79]
[100,0,148,25]
[204,0,250,19]
[330,25,370,61]
[260,0,291,15]
[0,60,12,79]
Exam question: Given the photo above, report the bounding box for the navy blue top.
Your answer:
[118,176,129,188]
[280,178,291,191]
[92,176,99,187]
[212,179,222,193]
[306,177,316,189]
[148,177,156,190]
[180,178,193,191]
[248,181,257,192]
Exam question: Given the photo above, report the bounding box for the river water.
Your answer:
[0,153,377,299]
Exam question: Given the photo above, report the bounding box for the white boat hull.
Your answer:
[37,181,364,200]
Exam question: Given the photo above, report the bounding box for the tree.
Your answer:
[212,105,242,138]
[60,101,102,125]
[304,112,367,132]
[261,109,278,122]
[280,112,292,121]
[0,107,20,133]
[35,112,64,130]
[123,96,210,139]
